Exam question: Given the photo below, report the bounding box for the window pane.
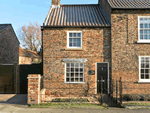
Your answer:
[73,43,76,46]
[75,63,79,67]
[73,38,76,43]
[140,18,143,22]
[77,39,81,47]
[141,69,144,73]
[71,68,74,72]
[73,33,76,37]
[144,35,148,39]
[140,30,143,35]
[71,73,74,77]
[146,63,149,68]
[66,68,70,72]
[80,78,83,82]
[141,57,144,62]
[69,43,72,46]
[144,18,148,22]
[66,63,70,67]
[145,74,149,79]
[75,78,78,82]
[71,78,74,82]
[146,57,149,62]
[66,73,70,77]
[75,73,79,77]
[149,24,150,28]
[71,63,74,67]
[144,24,148,28]
[69,38,72,43]
[66,78,69,82]
[141,74,144,79]
[80,63,83,67]
[77,33,81,37]
[80,73,83,77]
[149,35,150,39]
[140,24,143,28]
[141,63,144,68]
[80,68,83,72]
[144,30,148,34]
[75,68,79,72]
[140,35,143,39]
[69,33,72,37]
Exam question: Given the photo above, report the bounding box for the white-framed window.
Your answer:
[67,31,82,48]
[65,62,84,83]
[138,16,150,43]
[139,56,150,82]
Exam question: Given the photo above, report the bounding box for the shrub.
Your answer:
[123,94,130,101]
[129,94,141,101]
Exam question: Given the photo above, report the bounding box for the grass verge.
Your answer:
[30,103,106,109]
[122,102,150,106]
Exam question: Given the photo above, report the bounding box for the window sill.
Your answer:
[138,81,150,83]
[65,48,83,51]
[137,41,150,43]
[64,82,85,84]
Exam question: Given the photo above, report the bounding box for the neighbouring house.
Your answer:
[0,24,20,64]
[41,0,150,98]
[19,46,41,64]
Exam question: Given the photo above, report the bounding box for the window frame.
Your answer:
[138,16,150,43]
[64,62,85,83]
[139,56,150,82]
[67,31,83,49]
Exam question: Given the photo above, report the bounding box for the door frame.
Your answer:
[95,62,109,94]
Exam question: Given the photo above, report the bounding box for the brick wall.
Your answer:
[0,25,19,64]
[43,27,111,98]
[111,9,150,94]
[28,74,41,104]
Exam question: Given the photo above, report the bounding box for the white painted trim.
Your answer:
[138,16,150,42]
[27,76,41,79]
[139,56,150,82]
[67,31,83,49]
[95,62,109,94]
[137,41,150,43]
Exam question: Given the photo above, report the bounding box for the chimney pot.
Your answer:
[52,0,60,5]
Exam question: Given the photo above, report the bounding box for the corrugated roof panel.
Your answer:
[107,0,150,9]
[44,5,110,27]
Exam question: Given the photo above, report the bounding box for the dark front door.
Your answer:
[97,63,108,94]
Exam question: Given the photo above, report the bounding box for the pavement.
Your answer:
[0,94,150,113]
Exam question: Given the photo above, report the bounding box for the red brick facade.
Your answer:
[28,74,41,104]
[42,28,111,97]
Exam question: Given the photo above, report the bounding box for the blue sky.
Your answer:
[0,0,97,41]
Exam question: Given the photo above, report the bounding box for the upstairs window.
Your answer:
[67,31,82,48]
[138,16,150,43]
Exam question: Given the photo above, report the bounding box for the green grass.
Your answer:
[30,103,106,109]
[122,102,150,106]
[51,98,89,102]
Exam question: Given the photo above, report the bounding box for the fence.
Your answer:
[0,63,43,94]
[0,63,19,94]
[110,77,150,105]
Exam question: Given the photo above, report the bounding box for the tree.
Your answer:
[19,22,41,53]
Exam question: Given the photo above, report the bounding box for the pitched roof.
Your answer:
[44,4,111,27]
[107,0,150,9]
[0,24,10,32]
[19,46,41,58]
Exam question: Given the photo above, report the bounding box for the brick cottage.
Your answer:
[40,0,150,99]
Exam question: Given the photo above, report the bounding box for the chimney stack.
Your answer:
[52,0,60,6]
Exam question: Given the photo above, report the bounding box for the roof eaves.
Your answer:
[42,25,111,28]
